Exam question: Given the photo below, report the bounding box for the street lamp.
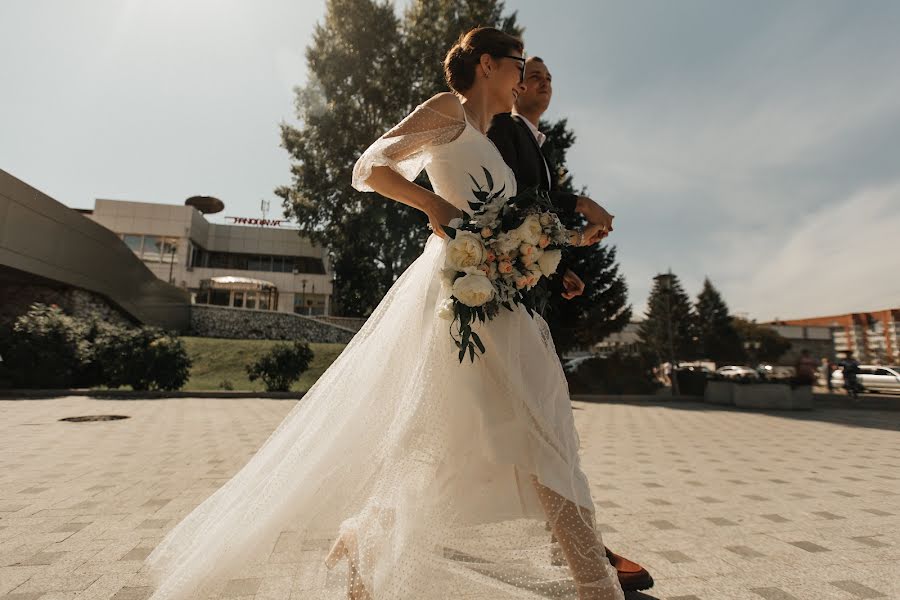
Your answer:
[301,278,307,315]
[167,239,178,284]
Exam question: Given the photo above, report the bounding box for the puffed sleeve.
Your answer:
[351,103,467,192]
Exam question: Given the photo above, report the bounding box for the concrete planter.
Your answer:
[733,383,814,410]
[704,380,735,405]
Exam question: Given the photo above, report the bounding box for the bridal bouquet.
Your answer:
[437,167,581,363]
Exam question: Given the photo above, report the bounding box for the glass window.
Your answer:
[249,255,271,271]
[292,256,326,274]
[230,254,249,270]
[874,368,892,376]
[123,234,143,254]
[258,295,270,310]
[233,291,244,308]
[209,252,229,268]
[143,235,163,262]
[245,293,256,309]
[210,290,230,306]
[161,238,178,263]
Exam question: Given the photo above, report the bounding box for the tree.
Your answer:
[278,0,521,316]
[638,272,696,363]
[277,0,423,316]
[732,318,792,365]
[694,278,745,365]
[401,0,522,100]
[540,118,631,355]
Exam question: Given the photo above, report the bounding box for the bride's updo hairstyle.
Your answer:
[443,27,524,93]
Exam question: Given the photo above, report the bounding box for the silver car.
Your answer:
[716,365,759,379]
[831,365,900,393]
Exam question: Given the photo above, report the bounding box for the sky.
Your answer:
[2,0,899,321]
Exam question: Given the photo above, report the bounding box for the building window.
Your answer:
[123,234,143,254]
[120,234,178,263]
[189,250,325,274]
[209,290,231,306]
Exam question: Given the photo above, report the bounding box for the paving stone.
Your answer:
[1,396,898,600]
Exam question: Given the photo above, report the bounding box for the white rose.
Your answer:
[493,234,520,255]
[452,273,495,307]
[512,214,543,245]
[537,249,562,277]
[435,298,455,321]
[445,232,485,270]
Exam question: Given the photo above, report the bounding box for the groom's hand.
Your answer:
[575,196,614,245]
[561,269,585,299]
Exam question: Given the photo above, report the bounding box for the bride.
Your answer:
[146,27,623,600]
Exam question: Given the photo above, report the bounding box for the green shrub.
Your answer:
[565,353,661,395]
[94,326,192,391]
[1,303,89,388]
[246,341,314,392]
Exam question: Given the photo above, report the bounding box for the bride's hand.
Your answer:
[426,197,464,239]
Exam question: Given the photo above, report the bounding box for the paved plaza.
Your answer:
[0,396,898,600]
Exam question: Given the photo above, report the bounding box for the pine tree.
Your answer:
[694,278,745,365]
[638,271,696,363]
[539,119,631,355]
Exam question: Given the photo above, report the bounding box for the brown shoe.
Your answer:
[606,547,654,592]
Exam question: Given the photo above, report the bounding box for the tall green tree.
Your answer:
[638,272,696,363]
[277,0,423,316]
[540,119,631,355]
[402,0,521,100]
[694,278,744,365]
[278,0,520,316]
[732,318,792,364]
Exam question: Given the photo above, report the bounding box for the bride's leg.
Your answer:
[325,527,373,600]
[531,477,623,600]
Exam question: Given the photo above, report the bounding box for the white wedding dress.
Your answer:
[146,97,623,600]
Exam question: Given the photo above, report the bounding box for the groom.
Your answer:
[488,56,654,593]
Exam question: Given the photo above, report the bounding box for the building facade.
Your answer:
[777,309,899,364]
[83,199,333,316]
[1,170,189,332]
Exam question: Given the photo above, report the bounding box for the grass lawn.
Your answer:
[181,337,347,392]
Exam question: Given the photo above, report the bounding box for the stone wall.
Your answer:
[0,281,133,331]
[190,305,356,344]
[310,315,368,333]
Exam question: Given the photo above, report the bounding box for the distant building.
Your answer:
[765,324,835,364]
[592,322,641,356]
[82,198,333,316]
[775,309,899,364]
[1,170,189,331]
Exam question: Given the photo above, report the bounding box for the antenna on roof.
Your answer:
[260,198,270,222]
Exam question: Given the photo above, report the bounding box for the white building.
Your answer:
[82,197,333,315]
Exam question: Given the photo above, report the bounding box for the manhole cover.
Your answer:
[59,415,130,422]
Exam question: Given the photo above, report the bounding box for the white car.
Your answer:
[831,365,900,393]
[716,365,759,379]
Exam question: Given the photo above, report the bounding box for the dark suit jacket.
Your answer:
[486,112,578,214]
[487,113,579,296]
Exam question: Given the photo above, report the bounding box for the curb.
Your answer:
[0,389,305,400]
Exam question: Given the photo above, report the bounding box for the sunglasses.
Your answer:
[499,55,526,83]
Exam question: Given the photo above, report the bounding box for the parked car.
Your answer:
[716,365,759,379]
[756,364,795,380]
[831,365,900,393]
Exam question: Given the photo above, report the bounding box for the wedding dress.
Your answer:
[145,97,623,600]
